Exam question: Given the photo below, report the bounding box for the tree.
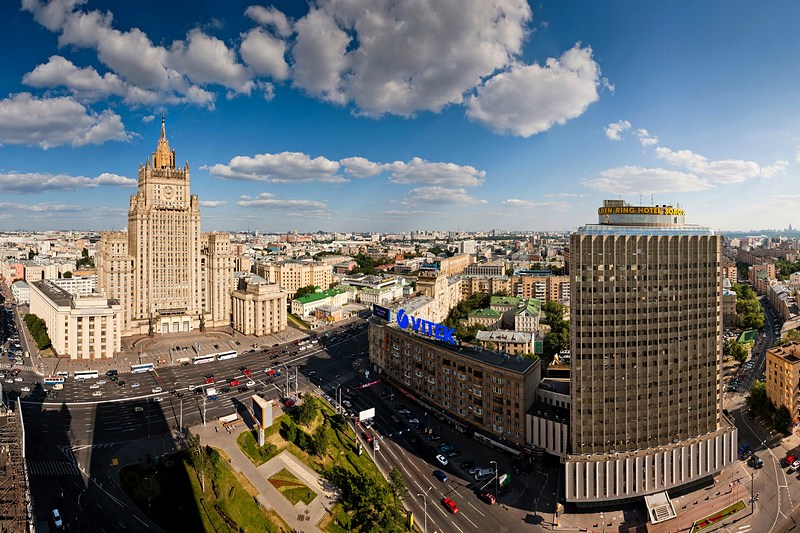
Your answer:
[774,405,792,434]
[387,467,407,505]
[723,338,748,363]
[732,283,765,330]
[186,433,210,492]
[62,271,73,279]
[27,250,36,260]
[23,313,51,350]
[542,301,570,359]
[294,285,318,299]
[313,423,330,457]
[746,381,770,416]
[76,247,94,269]
[296,397,317,427]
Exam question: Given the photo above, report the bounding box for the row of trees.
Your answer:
[542,301,570,360]
[23,313,51,350]
[443,293,490,342]
[328,465,408,532]
[732,283,765,330]
[747,381,792,434]
[774,258,800,280]
[722,338,749,363]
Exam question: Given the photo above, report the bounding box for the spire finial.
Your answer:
[160,113,166,140]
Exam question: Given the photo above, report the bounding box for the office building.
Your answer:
[97,117,234,337]
[29,280,121,360]
[566,200,737,504]
[231,274,288,337]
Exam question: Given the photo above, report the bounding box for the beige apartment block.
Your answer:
[97,117,234,337]
[459,275,512,299]
[513,273,570,303]
[368,319,541,446]
[437,253,473,276]
[254,260,333,299]
[565,200,736,504]
[416,271,463,323]
[766,342,800,422]
[30,280,121,360]
[231,277,288,336]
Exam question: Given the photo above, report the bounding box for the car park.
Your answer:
[433,469,448,482]
[435,454,448,466]
[442,497,459,514]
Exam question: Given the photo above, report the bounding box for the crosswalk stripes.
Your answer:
[27,460,80,476]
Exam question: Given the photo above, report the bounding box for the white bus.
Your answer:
[215,350,238,361]
[43,376,66,385]
[192,354,216,365]
[74,370,99,380]
[131,363,155,374]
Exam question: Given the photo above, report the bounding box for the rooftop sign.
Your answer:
[396,309,456,345]
[598,206,685,216]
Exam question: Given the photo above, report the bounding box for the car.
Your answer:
[245,380,256,387]
[204,373,214,379]
[433,469,448,482]
[52,508,63,529]
[153,397,163,403]
[175,391,183,398]
[204,377,215,384]
[152,387,162,393]
[238,386,249,393]
[106,369,118,377]
[307,370,316,376]
[118,380,126,387]
[791,459,800,472]
[131,382,140,388]
[408,418,420,425]
[442,497,459,514]
[749,455,764,469]
[429,435,442,441]
[134,406,144,413]
[787,454,797,466]
[194,387,204,395]
[182,361,190,366]
[20,386,29,392]
[96,380,106,385]
[468,466,481,475]
[13,377,22,382]
[243,368,253,378]
[92,391,102,397]
[220,387,231,393]
[439,444,454,453]
[342,400,352,408]
[89,384,100,389]
[229,379,240,386]
[109,375,118,382]
[265,368,276,375]
[447,450,462,458]
[435,454,448,466]
[4,379,12,384]
[478,492,496,505]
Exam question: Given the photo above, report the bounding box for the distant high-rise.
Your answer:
[98,117,234,336]
[565,200,737,503]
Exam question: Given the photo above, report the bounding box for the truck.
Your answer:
[206,387,218,401]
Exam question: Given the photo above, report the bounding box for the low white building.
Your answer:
[11,281,30,305]
[291,288,350,317]
[29,280,121,360]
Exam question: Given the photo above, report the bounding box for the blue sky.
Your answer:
[1,0,799,233]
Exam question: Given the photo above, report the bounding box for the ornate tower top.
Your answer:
[152,113,176,169]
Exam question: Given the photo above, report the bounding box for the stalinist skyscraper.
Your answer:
[98,116,234,337]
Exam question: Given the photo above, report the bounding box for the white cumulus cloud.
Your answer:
[604,120,631,141]
[340,157,384,178]
[466,45,604,137]
[244,5,292,37]
[634,128,659,147]
[206,152,343,183]
[0,93,129,148]
[386,158,485,187]
[407,186,487,205]
[199,200,227,207]
[0,170,135,194]
[240,28,289,80]
[583,166,710,194]
[654,146,778,184]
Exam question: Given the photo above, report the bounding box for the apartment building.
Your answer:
[255,260,333,299]
[463,261,505,277]
[459,275,512,299]
[766,342,800,422]
[513,271,570,303]
[368,318,542,446]
[415,271,463,323]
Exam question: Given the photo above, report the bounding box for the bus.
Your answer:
[56,371,69,378]
[131,363,155,374]
[43,376,66,385]
[192,354,216,365]
[215,350,238,361]
[73,370,99,380]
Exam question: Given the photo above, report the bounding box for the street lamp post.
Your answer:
[416,486,433,533]
[490,460,498,498]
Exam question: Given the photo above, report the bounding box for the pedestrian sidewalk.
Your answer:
[192,421,337,532]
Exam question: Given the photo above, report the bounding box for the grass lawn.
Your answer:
[269,468,317,505]
[120,450,291,532]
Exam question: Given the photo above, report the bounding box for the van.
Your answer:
[53,384,63,391]
[474,468,494,480]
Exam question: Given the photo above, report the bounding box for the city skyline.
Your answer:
[1,1,799,233]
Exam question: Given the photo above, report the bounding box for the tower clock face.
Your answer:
[163,185,175,199]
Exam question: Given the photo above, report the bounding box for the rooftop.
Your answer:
[490,295,520,307]
[475,330,533,343]
[469,308,501,318]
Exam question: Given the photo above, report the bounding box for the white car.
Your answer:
[92,391,102,397]
[342,400,352,408]
[435,454,449,466]
[791,460,800,472]
[13,377,22,382]
[4,379,12,384]
[153,397,163,403]
[245,380,256,387]
[131,382,140,388]
[20,386,30,392]
[96,380,106,385]
[52,508,63,529]
[89,384,100,389]
[299,346,307,351]
[152,387,162,393]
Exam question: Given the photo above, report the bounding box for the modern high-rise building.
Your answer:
[97,117,234,337]
[565,200,737,504]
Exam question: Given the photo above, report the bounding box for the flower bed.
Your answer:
[690,500,746,532]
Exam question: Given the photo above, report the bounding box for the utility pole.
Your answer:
[490,460,498,498]
[417,486,432,533]
[179,398,183,429]
[202,396,207,426]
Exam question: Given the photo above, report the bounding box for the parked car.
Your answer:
[131,382,140,388]
[51,508,63,529]
[92,391,102,397]
[749,455,764,469]
[435,454,448,466]
[433,469,448,482]
[478,492,496,505]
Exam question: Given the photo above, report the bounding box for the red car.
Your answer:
[442,497,459,514]
[265,368,276,376]
[243,368,253,378]
[204,377,215,384]
[229,379,240,387]
[788,454,797,466]
[478,492,496,505]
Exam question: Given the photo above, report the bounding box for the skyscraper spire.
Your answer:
[160,112,166,140]
[153,113,175,168]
